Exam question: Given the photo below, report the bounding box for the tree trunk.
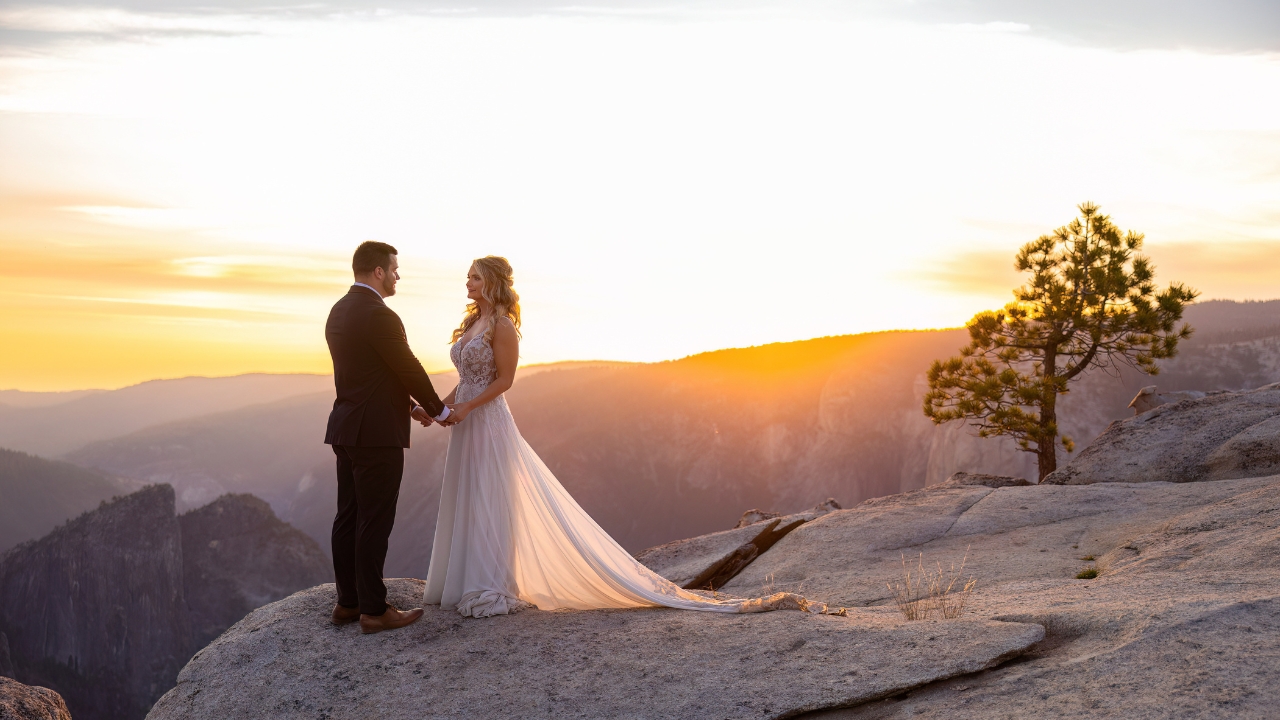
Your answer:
[1036,438,1057,482]
[1038,351,1060,482]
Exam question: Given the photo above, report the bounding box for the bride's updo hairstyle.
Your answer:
[451,255,522,343]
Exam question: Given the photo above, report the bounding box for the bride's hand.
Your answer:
[445,402,473,425]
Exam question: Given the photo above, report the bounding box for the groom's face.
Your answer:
[376,255,400,298]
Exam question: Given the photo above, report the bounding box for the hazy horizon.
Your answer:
[0,324,947,392]
[3,296,1277,393]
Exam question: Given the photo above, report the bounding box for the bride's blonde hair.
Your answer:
[451,256,522,343]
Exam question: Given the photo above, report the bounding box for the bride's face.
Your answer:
[466,267,485,302]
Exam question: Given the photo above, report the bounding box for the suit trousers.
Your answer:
[331,444,404,616]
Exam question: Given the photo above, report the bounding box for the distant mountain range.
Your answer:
[2,300,1278,577]
[0,448,124,553]
[0,374,334,457]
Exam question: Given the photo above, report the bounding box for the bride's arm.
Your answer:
[443,386,458,404]
[446,319,518,423]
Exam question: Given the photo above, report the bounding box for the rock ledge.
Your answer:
[147,580,1043,720]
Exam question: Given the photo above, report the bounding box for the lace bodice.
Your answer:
[451,332,500,405]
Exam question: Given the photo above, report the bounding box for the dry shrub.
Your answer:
[887,550,977,621]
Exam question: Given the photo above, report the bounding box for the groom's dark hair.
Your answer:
[352,241,398,275]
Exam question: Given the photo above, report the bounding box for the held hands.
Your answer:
[413,402,472,428]
[440,402,472,427]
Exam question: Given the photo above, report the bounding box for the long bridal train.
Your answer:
[423,333,836,618]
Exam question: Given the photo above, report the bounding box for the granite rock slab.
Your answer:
[147,580,1043,720]
[1044,383,1280,485]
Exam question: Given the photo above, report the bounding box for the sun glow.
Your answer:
[1,4,1278,390]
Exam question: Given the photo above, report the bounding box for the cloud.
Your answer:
[0,201,347,389]
[1147,240,1280,300]
[910,239,1280,309]
[903,0,1280,53]
[0,195,351,308]
[908,247,1024,300]
[1,0,1276,52]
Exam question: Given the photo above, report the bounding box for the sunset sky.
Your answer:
[2,1,1278,390]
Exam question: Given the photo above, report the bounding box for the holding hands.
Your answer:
[441,402,472,426]
[411,402,473,428]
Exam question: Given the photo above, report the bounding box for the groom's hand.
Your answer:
[411,406,433,427]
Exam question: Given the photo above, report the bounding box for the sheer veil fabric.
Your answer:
[423,332,835,618]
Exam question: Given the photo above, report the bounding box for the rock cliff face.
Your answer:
[0,485,190,720]
[179,494,331,649]
[0,632,13,678]
[0,486,332,720]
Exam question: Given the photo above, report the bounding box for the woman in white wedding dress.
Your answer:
[423,256,831,619]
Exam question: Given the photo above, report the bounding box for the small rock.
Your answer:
[1127,385,1207,416]
[735,509,783,529]
[735,499,841,530]
[0,677,72,720]
[809,498,842,514]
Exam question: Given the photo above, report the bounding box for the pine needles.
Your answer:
[887,550,977,621]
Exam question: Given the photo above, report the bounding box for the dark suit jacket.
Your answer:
[324,286,445,448]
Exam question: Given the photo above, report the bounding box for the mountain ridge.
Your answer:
[9,300,1280,571]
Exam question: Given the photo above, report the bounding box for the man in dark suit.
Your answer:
[324,240,452,634]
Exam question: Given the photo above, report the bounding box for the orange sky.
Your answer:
[2,5,1278,391]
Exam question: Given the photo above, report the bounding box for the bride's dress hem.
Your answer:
[453,590,532,618]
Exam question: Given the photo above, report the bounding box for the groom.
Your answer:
[324,240,452,634]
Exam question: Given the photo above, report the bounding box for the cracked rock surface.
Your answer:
[634,520,776,588]
[637,500,840,590]
[146,579,1042,720]
[736,474,1280,719]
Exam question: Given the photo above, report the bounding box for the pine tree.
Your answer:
[923,203,1198,481]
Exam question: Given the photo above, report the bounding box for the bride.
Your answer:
[423,256,832,618]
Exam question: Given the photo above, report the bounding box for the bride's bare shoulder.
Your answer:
[492,317,518,342]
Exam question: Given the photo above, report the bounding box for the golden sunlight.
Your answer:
[1,6,1278,390]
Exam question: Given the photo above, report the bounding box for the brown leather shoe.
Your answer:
[359,605,424,635]
[331,604,361,626]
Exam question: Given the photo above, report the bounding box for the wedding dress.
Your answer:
[423,331,833,618]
